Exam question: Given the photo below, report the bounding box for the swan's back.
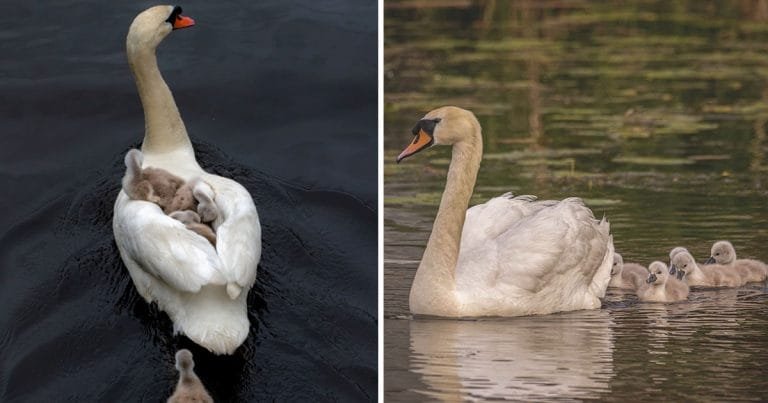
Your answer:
[454,195,613,316]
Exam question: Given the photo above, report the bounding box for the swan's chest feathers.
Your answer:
[141,149,202,179]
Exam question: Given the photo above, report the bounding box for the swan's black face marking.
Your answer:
[397,118,440,163]
[411,118,441,136]
[166,6,183,25]
[676,270,686,280]
[669,264,677,275]
[704,256,716,265]
[647,273,657,283]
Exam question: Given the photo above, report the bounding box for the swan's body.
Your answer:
[397,106,613,317]
[609,253,647,290]
[671,251,743,288]
[113,5,261,354]
[168,349,213,403]
[707,241,767,283]
[637,261,688,302]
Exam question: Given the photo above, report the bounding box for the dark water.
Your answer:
[385,1,768,400]
[0,0,376,401]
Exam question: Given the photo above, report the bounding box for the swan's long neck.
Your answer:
[127,45,193,155]
[410,133,482,316]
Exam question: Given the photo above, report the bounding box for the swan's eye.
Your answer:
[716,253,720,256]
[415,118,441,136]
[166,6,183,24]
[683,264,688,268]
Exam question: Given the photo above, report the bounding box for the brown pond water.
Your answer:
[385,1,768,400]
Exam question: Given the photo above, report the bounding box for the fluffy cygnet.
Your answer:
[170,211,217,246]
[670,251,744,287]
[706,240,767,283]
[669,246,689,262]
[609,253,648,290]
[123,149,190,214]
[122,149,219,222]
[637,261,689,302]
[168,349,213,403]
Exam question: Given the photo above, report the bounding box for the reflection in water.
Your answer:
[409,310,614,401]
[394,287,768,401]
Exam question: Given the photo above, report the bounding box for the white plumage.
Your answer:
[398,106,613,317]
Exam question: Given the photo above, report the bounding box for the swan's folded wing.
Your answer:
[459,198,611,296]
[114,194,227,292]
[462,194,556,250]
[210,178,261,289]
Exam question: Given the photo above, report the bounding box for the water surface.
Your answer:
[385,1,768,400]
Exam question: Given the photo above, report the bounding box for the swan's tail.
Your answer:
[589,218,614,300]
[172,286,250,355]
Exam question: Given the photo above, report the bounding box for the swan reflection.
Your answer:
[408,310,615,401]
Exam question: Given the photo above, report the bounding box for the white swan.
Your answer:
[113,5,261,355]
[396,106,613,317]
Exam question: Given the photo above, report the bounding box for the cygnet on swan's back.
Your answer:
[170,211,217,246]
[168,349,213,403]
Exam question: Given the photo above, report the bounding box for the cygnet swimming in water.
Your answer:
[669,246,689,261]
[609,253,648,290]
[706,240,767,283]
[122,149,219,221]
[637,261,689,302]
[168,349,213,403]
[670,251,744,287]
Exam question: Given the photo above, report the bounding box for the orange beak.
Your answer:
[172,14,195,30]
[397,129,434,163]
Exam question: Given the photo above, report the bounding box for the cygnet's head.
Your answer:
[396,106,481,162]
[670,251,697,279]
[170,210,201,225]
[611,253,624,276]
[646,261,669,285]
[669,246,689,262]
[175,349,194,372]
[706,240,736,265]
[127,5,195,51]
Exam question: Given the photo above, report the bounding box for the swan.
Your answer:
[168,349,213,403]
[637,261,689,302]
[668,246,690,280]
[396,106,613,317]
[670,251,743,287]
[706,240,767,283]
[113,5,261,355]
[609,253,647,290]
